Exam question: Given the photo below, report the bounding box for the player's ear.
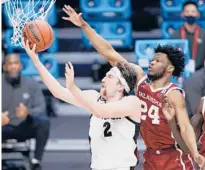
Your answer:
[168,65,175,73]
[118,83,124,93]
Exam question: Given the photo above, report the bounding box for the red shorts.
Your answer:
[143,147,195,170]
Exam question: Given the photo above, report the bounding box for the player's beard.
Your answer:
[148,70,165,81]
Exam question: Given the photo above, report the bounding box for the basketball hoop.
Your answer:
[3,0,56,47]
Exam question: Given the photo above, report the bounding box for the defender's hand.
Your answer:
[161,95,175,121]
[62,5,85,27]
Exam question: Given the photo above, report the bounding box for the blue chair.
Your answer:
[4,29,58,53]
[3,1,57,27]
[135,39,193,87]
[161,0,205,19]
[81,21,132,49]
[80,0,131,20]
[135,39,190,63]
[20,53,59,78]
[161,20,205,39]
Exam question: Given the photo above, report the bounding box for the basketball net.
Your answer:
[3,0,56,47]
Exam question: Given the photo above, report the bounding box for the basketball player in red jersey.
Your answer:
[62,5,205,170]
[191,97,205,157]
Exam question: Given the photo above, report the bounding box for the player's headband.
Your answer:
[111,67,130,93]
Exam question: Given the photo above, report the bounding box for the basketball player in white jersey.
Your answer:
[22,39,141,170]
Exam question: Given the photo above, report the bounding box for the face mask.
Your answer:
[184,16,197,25]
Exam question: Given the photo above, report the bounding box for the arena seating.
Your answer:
[81,21,132,49]
[80,0,132,49]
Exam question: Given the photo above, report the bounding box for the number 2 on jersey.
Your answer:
[103,122,112,137]
[141,100,160,124]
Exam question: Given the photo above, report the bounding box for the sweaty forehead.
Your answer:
[5,54,20,63]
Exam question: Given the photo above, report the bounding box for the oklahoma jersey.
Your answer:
[199,97,205,156]
[136,76,184,149]
[89,97,140,169]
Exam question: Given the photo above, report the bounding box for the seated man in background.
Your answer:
[171,1,205,71]
[183,60,205,117]
[2,54,50,170]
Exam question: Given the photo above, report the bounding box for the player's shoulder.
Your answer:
[165,83,184,96]
[166,87,185,105]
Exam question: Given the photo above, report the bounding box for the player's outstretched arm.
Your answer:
[191,98,204,141]
[167,90,205,169]
[65,63,141,119]
[22,39,94,108]
[62,5,145,82]
[62,5,126,66]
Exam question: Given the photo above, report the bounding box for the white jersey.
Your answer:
[89,114,140,169]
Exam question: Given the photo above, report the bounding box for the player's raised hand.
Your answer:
[65,62,75,89]
[161,95,175,121]
[22,38,39,62]
[62,5,85,27]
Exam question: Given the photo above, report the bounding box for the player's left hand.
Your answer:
[161,95,175,121]
[193,153,205,170]
[65,62,75,89]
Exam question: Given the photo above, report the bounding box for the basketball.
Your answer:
[23,19,54,52]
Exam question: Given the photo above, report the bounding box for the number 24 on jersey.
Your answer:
[141,100,160,125]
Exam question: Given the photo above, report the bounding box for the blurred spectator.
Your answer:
[183,60,205,117]
[171,1,205,71]
[2,54,50,170]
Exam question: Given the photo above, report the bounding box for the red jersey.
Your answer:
[199,97,205,156]
[136,76,184,150]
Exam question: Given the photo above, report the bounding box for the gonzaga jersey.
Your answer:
[89,110,140,169]
[136,76,184,149]
[199,97,205,156]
